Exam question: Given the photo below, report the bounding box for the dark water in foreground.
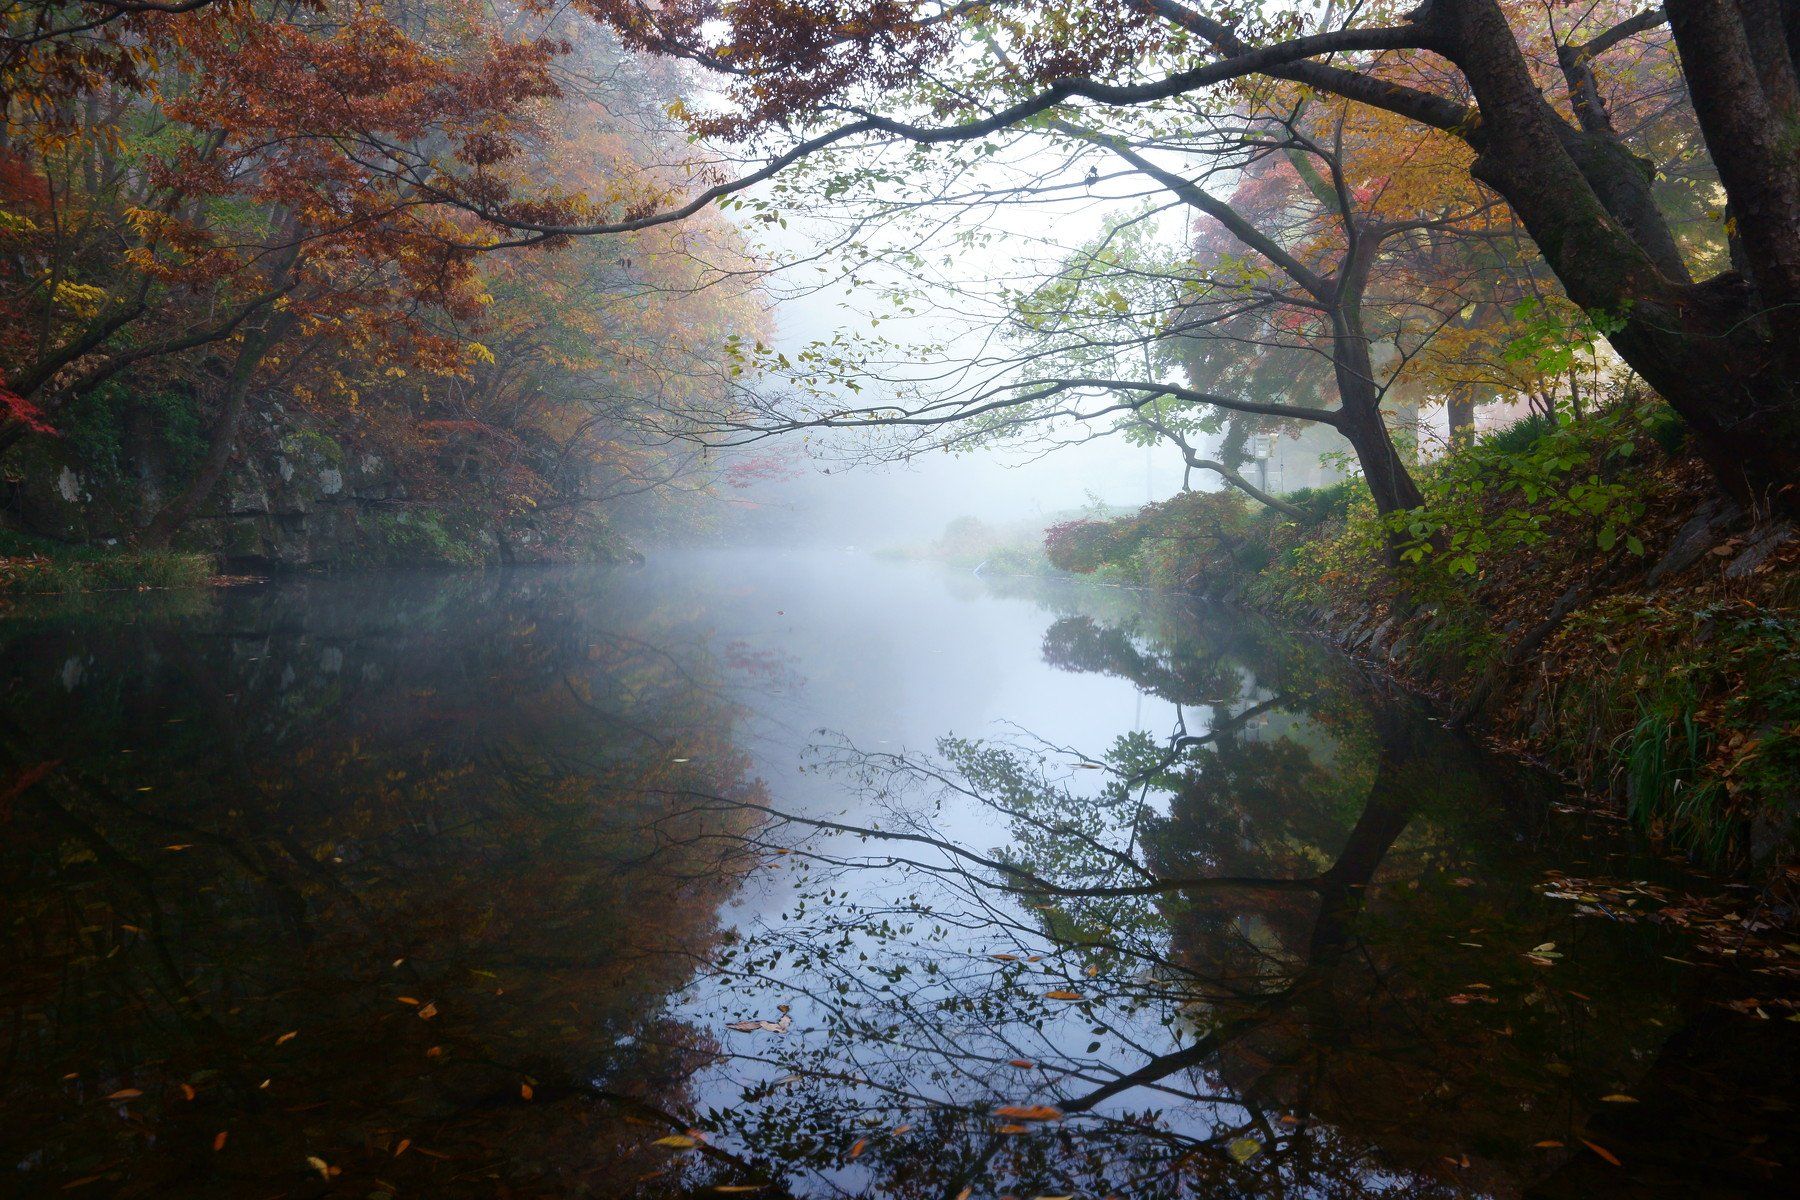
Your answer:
[1,552,1792,1199]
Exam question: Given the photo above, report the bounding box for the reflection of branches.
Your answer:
[647,789,1323,900]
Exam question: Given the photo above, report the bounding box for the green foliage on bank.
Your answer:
[1042,400,1796,869]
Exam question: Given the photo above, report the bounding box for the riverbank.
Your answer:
[1046,405,1798,871]
[0,529,217,595]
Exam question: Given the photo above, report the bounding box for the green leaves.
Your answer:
[1384,401,1658,585]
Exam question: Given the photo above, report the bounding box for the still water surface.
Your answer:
[1,552,1791,1198]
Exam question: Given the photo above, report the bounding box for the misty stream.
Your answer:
[2,552,1790,1198]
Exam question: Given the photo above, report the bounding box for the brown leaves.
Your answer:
[1581,1139,1622,1166]
[1042,990,1084,1001]
[725,1014,791,1034]
[212,1132,228,1152]
[105,1088,142,1101]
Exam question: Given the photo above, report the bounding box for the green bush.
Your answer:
[1387,401,1658,583]
[1478,411,1557,456]
[1279,477,1368,527]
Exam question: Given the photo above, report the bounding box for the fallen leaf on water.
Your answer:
[179,1084,196,1101]
[163,844,192,852]
[725,1014,791,1034]
[396,996,420,1006]
[1007,1059,1035,1068]
[305,1156,331,1182]
[1581,1139,1622,1166]
[653,1135,698,1149]
[275,1031,297,1045]
[1534,1140,1563,1148]
[994,1105,1063,1121]
[1599,1094,1637,1103]
[955,1190,972,1200]
[848,1138,868,1159]
[1226,1137,1262,1163]
[891,1124,912,1135]
[212,1132,228,1152]
[520,1083,534,1101]
[996,1124,1029,1134]
[1043,990,1084,1001]
[395,1139,411,1157]
[106,1089,142,1100]
[991,954,1020,962]
[416,1002,438,1020]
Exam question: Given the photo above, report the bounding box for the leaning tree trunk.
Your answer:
[1330,310,1427,519]
[1430,0,1800,514]
[136,321,285,550]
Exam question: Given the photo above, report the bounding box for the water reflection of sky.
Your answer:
[2,551,1785,1200]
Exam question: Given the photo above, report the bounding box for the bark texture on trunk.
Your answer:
[1418,0,1800,513]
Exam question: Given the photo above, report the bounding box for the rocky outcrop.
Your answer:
[2,405,636,571]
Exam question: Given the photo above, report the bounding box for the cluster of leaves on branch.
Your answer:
[1,0,765,551]
[569,0,1793,522]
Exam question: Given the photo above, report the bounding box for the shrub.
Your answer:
[1279,477,1369,527]
[1045,518,1136,574]
[1386,401,1659,582]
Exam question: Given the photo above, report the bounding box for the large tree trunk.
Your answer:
[1445,387,1476,446]
[1426,0,1800,514]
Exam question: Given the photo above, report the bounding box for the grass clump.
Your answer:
[1,545,217,594]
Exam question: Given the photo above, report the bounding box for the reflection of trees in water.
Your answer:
[673,601,1703,1199]
[0,574,770,1196]
[0,576,1755,1199]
